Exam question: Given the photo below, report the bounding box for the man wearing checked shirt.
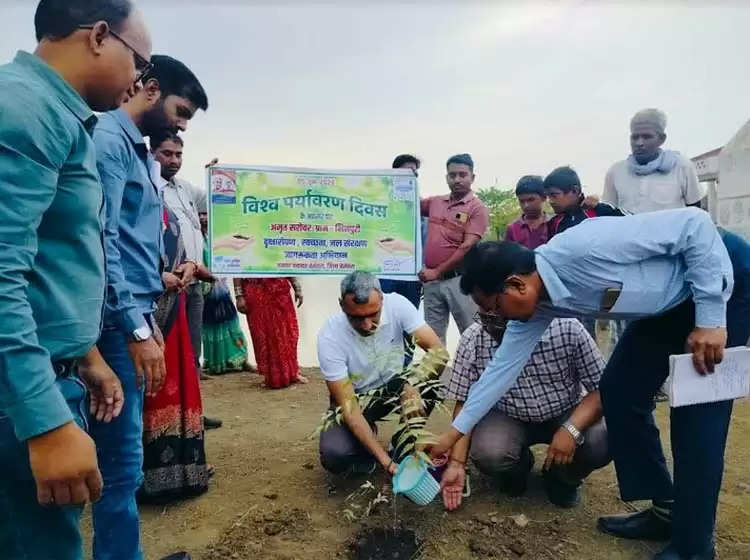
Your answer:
[429,208,750,560]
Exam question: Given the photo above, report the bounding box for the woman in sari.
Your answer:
[233,277,308,389]
[139,208,210,503]
[198,209,253,375]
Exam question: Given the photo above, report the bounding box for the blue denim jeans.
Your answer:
[0,375,89,560]
[90,326,145,560]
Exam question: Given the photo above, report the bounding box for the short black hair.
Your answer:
[148,54,209,111]
[392,154,421,169]
[446,153,474,171]
[460,241,537,296]
[543,166,581,193]
[151,130,183,151]
[515,175,545,197]
[35,0,132,42]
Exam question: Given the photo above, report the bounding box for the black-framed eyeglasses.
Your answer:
[78,24,153,82]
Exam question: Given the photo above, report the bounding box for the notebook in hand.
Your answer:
[666,346,750,407]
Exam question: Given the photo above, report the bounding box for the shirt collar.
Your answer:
[111,107,146,148]
[14,50,97,130]
[520,212,547,228]
[534,251,572,306]
[441,191,476,205]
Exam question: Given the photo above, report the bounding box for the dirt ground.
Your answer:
[82,368,750,560]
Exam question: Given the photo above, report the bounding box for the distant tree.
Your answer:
[476,186,520,240]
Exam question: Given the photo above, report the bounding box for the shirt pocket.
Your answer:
[646,178,681,206]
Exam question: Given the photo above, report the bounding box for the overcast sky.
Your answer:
[3,0,749,196]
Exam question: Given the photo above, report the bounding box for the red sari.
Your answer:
[140,293,208,502]
[241,278,300,389]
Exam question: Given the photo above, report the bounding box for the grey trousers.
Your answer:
[423,276,477,343]
[185,283,204,371]
[470,408,611,484]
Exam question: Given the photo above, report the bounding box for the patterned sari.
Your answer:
[139,208,208,503]
[241,278,300,389]
[201,242,250,374]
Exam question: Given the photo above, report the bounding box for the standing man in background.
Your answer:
[379,154,423,310]
[93,54,208,560]
[420,153,489,343]
[602,108,705,212]
[601,108,705,352]
[0,1,150,558]
[152,133,208,367]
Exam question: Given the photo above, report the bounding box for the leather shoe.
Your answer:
[652,543,715,560]
[542,470,581,508]
[597,508,671,541]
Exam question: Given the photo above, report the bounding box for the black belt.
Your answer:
[53,359,79,378]
[441,269,461,280]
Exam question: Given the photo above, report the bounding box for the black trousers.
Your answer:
[601,233,750,556]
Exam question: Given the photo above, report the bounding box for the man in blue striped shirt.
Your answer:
[430,208,749,560]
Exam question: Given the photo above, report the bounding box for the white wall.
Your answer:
[235,277,460,368]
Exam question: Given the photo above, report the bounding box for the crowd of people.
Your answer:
[1,2,749,560]
[315,124,750,560]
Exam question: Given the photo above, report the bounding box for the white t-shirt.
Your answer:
[602,153,705,214]
[317,293,425,393]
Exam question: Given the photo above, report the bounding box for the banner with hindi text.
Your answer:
[207,165,420,277]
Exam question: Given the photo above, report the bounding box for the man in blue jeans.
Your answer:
[0,1,151,558]
[93,55,208,559]
[430,208,747,560]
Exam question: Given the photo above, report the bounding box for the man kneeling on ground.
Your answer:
[318,272,446,476]
[442,313,610,510]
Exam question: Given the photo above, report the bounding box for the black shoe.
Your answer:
[498,448,534,497]
[203,416,223,430]
[542,470,581,508]
[653,543,715,560]
[160,553,191,560]
[597,508,672,541]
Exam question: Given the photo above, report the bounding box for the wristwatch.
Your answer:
[562,421,585,446]
[129,324,152,343]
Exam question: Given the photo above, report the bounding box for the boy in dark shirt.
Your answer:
[544,166,623,238]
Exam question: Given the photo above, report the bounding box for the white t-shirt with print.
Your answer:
[317,293,425,393]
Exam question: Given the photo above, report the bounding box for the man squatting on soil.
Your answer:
[429,208,750,560]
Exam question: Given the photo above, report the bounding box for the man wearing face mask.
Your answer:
[317,272,445,477]
[442,314,609,511]
[92,54,208,560]
[0,2,151,558]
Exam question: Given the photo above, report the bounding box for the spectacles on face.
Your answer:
[78,24,153,82]
[473,310,507,333]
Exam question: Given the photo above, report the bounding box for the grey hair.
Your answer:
[630,108,667,134]
[340,271,381,303]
